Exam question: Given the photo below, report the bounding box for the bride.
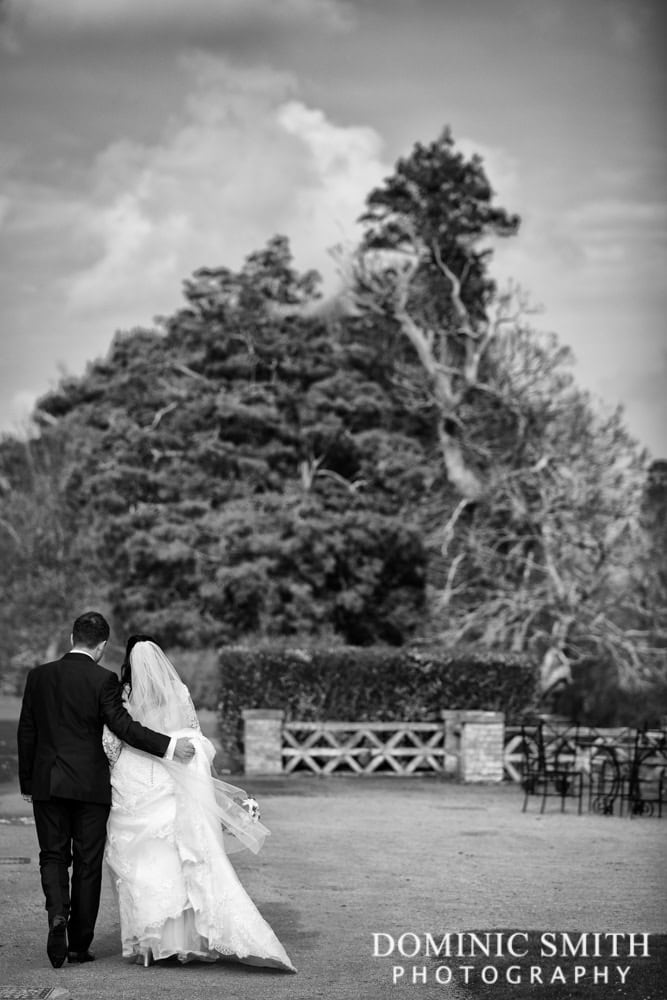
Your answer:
[102,635,295,972]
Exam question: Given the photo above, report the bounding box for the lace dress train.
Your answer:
[103,728,295,970]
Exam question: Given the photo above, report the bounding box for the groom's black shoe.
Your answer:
[67,950,96,964]
[46,915,68,968]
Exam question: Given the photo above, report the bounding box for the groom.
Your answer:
[17,611,195,969]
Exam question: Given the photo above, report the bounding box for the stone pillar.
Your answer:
[458,711,505,783]
[441,709,505,783]
[440,710,463,778]
[242,709,285,775]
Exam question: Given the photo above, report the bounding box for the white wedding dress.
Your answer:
[103,643,295,971]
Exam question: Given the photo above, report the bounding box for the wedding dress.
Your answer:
[103,642,295,971]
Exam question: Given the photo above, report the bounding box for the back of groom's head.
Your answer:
[72,611,110,649]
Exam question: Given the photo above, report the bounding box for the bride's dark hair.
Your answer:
[121,633,157,692]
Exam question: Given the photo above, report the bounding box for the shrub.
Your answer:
[217,644,537,756]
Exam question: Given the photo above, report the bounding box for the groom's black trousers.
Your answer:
[33,797,110,952]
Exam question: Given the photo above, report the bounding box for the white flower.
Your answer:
[241,796,261,822]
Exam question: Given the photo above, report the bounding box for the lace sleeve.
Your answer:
[187,700,201,731]
[102,725,122,766]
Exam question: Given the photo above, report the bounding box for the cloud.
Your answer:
[604,0,655,49]
[276,100,388,260]
[8,54,388,331]
[0,0,20,52]
[0,52,389,432]
[0,193,10,228]
[20,0,354,40]
[8,389,39,427]
[561,197,667,284]
[491,184,667,305]
[482,145,667,455]
[458,137,522,208]
[603,353,667,457]
[569,198,667,228]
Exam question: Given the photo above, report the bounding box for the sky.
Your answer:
[1,0,665,456]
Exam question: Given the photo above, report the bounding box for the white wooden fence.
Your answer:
[243,709,507,781]
[282,721,453,775]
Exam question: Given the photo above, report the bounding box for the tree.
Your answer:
[2,126,661,724]
[350,125,520,498]
[26,237,431,649]
[0,435,101,689]
[633,460,667,660]
[640,460,667,596]
[345,126,655,711]
[430,325,649,699]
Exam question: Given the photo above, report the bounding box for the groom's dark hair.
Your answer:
[72,611,110,648]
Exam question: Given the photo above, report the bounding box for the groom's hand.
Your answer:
[173,737,195,761]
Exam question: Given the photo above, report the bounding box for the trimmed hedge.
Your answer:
[217,644,538,756]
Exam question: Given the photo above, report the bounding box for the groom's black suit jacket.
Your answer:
[17,651,171,805]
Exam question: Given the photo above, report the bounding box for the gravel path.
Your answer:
[1,775,665,1000]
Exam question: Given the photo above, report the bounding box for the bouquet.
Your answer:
[241,796,261,822]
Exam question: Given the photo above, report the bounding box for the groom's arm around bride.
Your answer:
[99,670,195,762]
